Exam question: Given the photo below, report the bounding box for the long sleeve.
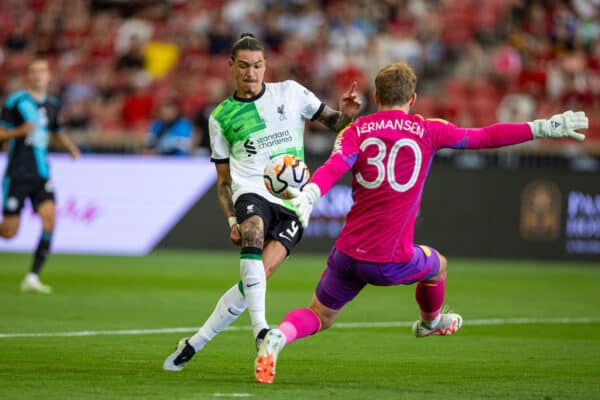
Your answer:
[427,119,534,150]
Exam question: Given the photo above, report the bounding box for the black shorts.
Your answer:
[235,193,303,254]
[2,177,55,215]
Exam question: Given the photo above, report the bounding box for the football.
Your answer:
[263,154,310,199]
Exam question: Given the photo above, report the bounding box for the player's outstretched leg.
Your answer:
[163,338,196,371]
[163,282,246,371]
[255,308,321,383]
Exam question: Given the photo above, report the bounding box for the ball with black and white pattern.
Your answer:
[263,154,310,199]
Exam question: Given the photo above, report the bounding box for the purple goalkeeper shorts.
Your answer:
[315,245,441,310]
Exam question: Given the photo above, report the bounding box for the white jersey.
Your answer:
[209,80,323,207]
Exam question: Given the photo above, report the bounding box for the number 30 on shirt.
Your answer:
[356,138,422,192]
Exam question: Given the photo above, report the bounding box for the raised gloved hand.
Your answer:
[285,183,321,228]
[528,110,588,141]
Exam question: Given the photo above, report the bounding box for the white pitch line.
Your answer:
[0,317,599,339]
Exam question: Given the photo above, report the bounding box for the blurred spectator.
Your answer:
[4,20,30,53]
[194,78,227,154]
[115,17,153,55]
[369,24,424,76]
[62,69,96,132]
[116,35,145,71]
[145,99,196,156]
[207,16,234,55]
[144,40,179,79]
[122,72,154,133]
[328,3,372,54]
[222,0,265,37]
[0,0,597,153]
[497,92,537,123]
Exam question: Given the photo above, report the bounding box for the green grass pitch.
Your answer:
[1,251,599,399]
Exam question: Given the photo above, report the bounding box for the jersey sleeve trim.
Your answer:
[211,157,230,164]
[426,117,450,124]
[310,103,326,121]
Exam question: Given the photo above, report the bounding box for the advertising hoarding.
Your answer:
[0,154,216,255]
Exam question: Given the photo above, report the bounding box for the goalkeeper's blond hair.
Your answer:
[375,62,417,107]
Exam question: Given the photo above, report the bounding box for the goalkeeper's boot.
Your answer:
[255,328,286,384]
[412,313,462,337]
[21,273,52,294]
[163,338,196,371]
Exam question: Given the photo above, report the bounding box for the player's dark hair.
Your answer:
[375,62,417,106]
[230,33,265,60]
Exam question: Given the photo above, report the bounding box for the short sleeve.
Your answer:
[288,80,324,121]
[16,98,37,124]
[209,114,230,162]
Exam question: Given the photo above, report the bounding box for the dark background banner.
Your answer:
[158,157,600,262]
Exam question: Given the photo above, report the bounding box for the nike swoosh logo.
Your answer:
[246,282,261,288]
[227,307,241,316]
[233,125,243,132]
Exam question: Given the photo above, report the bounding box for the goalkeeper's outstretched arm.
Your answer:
[430,110,588,150]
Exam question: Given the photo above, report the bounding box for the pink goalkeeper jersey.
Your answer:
[311,109,533,263]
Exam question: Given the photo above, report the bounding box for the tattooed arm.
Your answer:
[215,162,241,245]
[315,82,362,133]
[316,106,354,133]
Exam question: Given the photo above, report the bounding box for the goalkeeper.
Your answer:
[254,61,588,384]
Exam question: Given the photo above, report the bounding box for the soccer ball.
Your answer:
[263,154,310,199]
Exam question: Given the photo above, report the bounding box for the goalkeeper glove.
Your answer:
[285,183,321,228]
[528,110,588,141]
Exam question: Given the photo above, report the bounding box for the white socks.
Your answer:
[240,251,268,339]
[187,248,268,352]
[188,283,247,352]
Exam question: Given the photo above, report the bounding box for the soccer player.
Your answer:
[254,62,588,383]
[0,58,80,293]
[163,33,361,371]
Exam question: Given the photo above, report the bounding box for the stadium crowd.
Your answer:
[0,0,598,154]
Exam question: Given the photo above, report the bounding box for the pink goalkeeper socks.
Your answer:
[278,308,321,344]
[416,273,446,322]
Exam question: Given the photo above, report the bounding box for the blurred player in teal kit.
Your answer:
[0,58,80,293]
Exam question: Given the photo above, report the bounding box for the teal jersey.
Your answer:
[209,81,324,207]
[1,90,61,180]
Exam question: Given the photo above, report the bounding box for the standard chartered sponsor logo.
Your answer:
[257,130,293,149]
